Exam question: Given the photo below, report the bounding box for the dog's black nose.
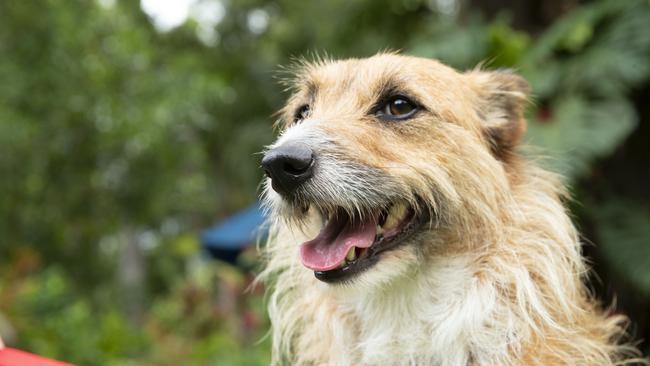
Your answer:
[262,142,314,196]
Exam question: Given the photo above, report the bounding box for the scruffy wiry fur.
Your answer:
[258,53,644,365]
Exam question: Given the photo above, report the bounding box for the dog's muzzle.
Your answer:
[262,141,314,196]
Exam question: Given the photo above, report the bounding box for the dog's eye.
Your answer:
[294,105,311,123]
[378,96,418,120]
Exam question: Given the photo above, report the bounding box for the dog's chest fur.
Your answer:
[303,257,514,366]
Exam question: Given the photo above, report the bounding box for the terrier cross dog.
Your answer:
[259,53,642,365]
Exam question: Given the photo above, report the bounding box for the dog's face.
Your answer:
[262,54,529,287]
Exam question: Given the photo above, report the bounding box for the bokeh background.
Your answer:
[1,0,649,365]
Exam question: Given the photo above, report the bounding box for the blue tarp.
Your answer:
[201,202,268,263]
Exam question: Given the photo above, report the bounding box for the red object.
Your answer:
[0,348,74,366]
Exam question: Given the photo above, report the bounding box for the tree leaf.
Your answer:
[525,97,637,179]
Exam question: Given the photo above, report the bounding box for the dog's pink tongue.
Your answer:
[300,214,376,271]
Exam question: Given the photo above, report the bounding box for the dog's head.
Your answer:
[262,53,529,286]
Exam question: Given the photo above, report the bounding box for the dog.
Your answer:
[258,53,642,365]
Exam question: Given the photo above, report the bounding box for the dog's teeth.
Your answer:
[383,203,407,230]
[338,260,345,268]
[346,247,356,262]
[358,248,368,259]
[376,225,383,236]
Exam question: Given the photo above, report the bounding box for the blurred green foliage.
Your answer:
[0,0,649,364]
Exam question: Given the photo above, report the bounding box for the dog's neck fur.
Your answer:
[339,256,486,365]
[261,161,635,366]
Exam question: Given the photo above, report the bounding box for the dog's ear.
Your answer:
[468,70,530,161]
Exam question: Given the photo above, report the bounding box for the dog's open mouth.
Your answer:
[299,201,427,283]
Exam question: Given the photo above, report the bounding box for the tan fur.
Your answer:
[259,53,644,365]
